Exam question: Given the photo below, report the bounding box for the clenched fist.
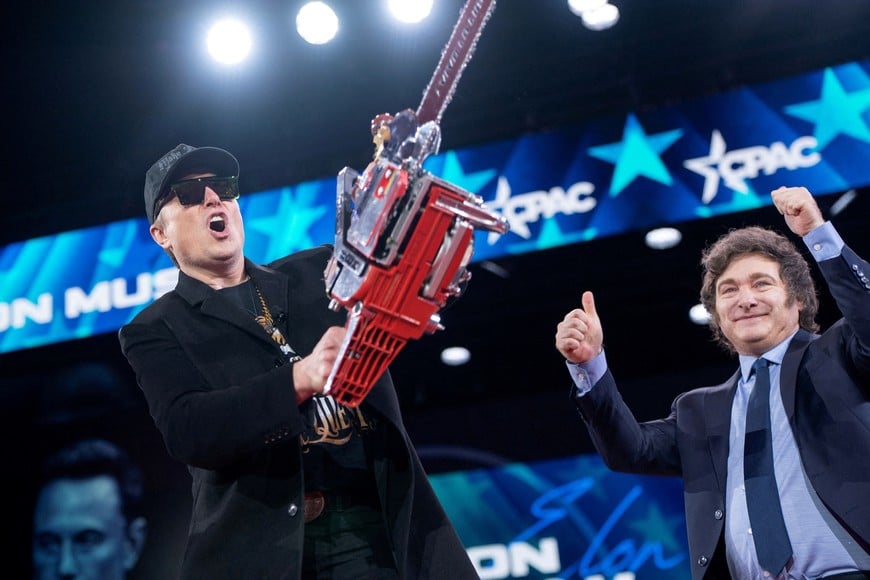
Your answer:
[771,186,824,237]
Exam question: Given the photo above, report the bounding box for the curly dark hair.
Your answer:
[699,226,819,353]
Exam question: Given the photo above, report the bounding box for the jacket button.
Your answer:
[714,509,723,520]
[697,556,708,567]
[288,503,299,517]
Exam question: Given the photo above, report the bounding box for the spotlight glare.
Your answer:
[296,1,339,45]
[441,346,471,366]
[206,19,252,65]
[388,0,434,24]
[689,304,711,325]
[581,3,620,30]
[567,0,608,17]
[645,227,682,250]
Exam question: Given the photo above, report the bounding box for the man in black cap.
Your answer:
[120,144,477,579]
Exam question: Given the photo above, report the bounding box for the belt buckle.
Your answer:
[303,491,326,523]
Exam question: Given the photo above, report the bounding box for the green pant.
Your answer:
[302,503,399,579]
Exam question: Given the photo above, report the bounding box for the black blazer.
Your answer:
[574,245,870,580]
[120,245,478,579]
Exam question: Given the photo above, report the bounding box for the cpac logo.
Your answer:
[683,131,820,204]
[486,176,597,243]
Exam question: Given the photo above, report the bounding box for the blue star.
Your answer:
[695,187,764,219]
[430,151,497,194]
[784,67,870,149]
[587,113,683,196]
[247,185,328,259]
[505,218,597,254]
[626,502,687,554]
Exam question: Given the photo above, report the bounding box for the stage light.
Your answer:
[388,0,434,24]
[644,227,682,250]
[830,188,856,216]
[296,1,339,45]
[689,304,711,325]
[441,346,471,366]
[479,260,510,279]
[581,3,619,31]
[206,19,253,65]
[567,0,608,17]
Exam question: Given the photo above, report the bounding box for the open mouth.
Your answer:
[209,216,226,232]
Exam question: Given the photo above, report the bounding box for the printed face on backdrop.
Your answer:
[32,476,145,580]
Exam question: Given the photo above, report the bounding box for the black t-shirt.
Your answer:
[219,279,378,492]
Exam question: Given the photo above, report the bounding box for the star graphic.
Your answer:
[247,185,328,259]
[695,187,764,218]
[784,67,870,149]
[587,113,683,196]
[505,218,597,254]
[683,130,728,204]
[626,502,686,554]
[431,150,498,194]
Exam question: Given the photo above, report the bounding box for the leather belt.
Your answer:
[303,489,380,523]
[303,491,326,523]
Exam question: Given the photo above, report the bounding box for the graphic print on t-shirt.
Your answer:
[300,395,375,450]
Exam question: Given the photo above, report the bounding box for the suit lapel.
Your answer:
[702,329,817,494]
[705,369,740,495]
[174,266,286,350]
[779,329,815,420]
[247,260,289,318]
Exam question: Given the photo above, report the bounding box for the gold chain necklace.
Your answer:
[252,284,295,357]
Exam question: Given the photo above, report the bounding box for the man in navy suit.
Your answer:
[120,144,477,579]
[555,186,869,579]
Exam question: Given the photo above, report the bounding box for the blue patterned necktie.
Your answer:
[744,357,792,575]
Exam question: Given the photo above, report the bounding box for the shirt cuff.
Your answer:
[566,350,607,397]
[803,221,843,262]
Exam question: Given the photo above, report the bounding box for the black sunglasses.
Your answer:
[155,176,240,218]
[171,175,239,205]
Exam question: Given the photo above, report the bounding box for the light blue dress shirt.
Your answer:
[567,222,870,578]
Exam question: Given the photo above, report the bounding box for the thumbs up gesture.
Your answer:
[555,291,604,364]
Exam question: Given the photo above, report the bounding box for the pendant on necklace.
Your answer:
[253,282,298,359]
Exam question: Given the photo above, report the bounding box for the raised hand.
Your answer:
[555,291,604,364]
[771,186,825,237]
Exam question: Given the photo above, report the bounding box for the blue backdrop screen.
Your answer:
[430,454,690,579]
[2,61,869,352]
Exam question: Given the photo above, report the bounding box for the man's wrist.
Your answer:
[802,221,843,262]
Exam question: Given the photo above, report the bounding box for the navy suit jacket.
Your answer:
[575,245,870,579]
[120,245,477,579]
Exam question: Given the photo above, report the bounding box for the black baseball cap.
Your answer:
[144,144,239,224]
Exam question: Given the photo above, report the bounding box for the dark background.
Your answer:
[3,0,870,577]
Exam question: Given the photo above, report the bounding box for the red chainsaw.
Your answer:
[323,0,507,407]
